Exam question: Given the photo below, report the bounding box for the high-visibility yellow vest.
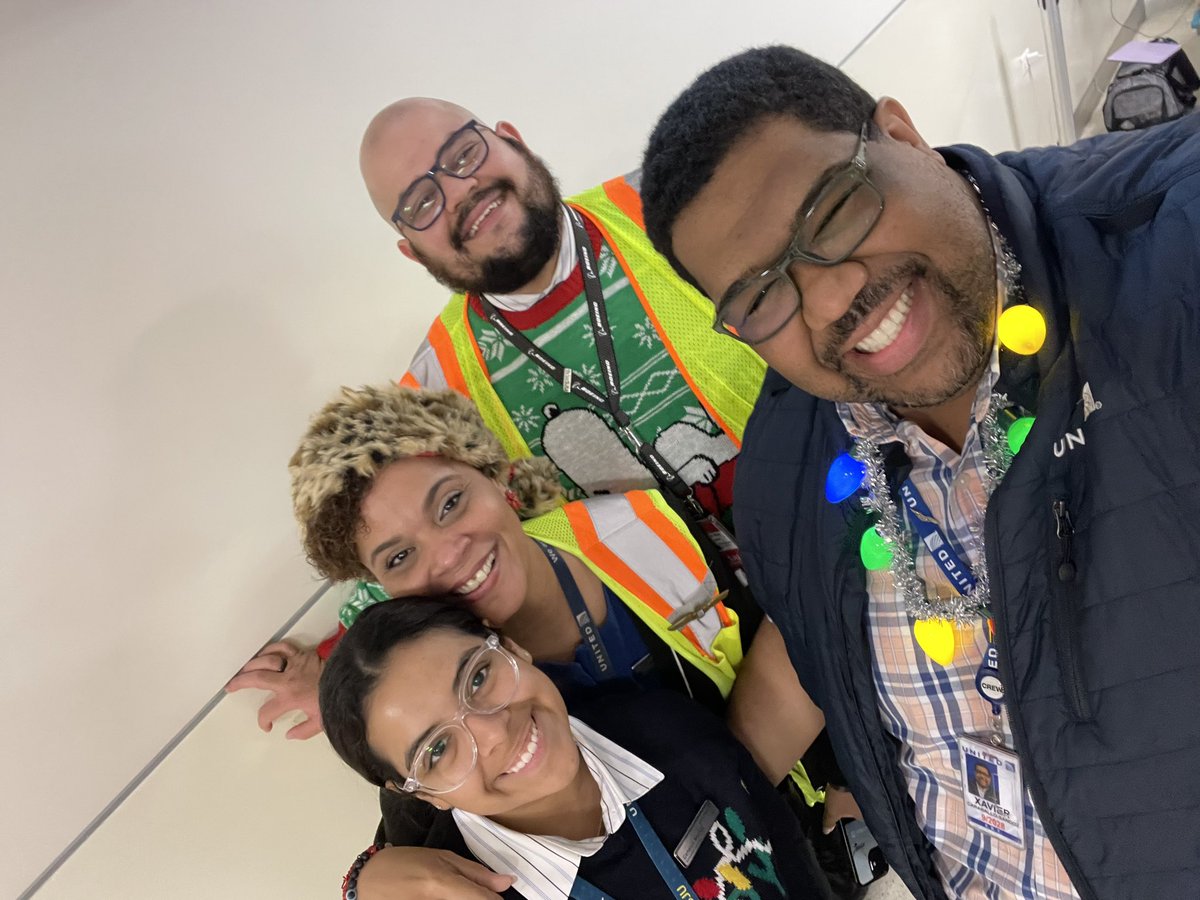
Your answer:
[523,489,743,698]
[401,175,768,460]
[523,490,820,805]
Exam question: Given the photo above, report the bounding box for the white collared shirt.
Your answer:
[452,716,664,900]
[483,206,575,312]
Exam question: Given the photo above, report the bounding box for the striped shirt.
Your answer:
[837,343,1078,900]
[452,717,664,900]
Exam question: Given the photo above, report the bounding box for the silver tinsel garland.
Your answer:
[850,172,1026,623]
[852,392,1016,623]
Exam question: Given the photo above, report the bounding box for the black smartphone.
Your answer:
[837,818,889,886]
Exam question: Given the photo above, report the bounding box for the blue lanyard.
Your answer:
[537,541,613,677]
[570,802,696,900]
[898,478,977,596]
[900,480,1006,713]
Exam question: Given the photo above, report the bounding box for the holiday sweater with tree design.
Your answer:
[465,217,738,521]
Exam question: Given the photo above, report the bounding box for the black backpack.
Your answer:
[1104,40,1200,132]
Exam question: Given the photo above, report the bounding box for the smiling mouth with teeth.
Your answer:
[465,197,503,239]
[504,721,540,775]
[855,287,913,354]
[454,552,496,595]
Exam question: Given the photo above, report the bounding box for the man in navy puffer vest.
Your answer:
[639,46,1200,900]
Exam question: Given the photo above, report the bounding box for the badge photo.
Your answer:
[959,735,1025,848]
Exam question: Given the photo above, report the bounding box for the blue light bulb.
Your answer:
[825,452,867,504]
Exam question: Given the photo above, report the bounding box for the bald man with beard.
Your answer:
[356,97,766,526]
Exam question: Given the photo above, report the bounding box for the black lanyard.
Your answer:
[476,207,705,521]
[537,540,613,677]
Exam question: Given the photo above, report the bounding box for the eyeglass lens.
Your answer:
[398,125,488,230]
[719,163,882,344]
[410,646,518,791]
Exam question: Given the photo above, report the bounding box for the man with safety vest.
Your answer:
[359,97,766,526]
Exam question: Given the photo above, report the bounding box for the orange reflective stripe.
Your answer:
[627,491,707,580]
[398,371,420,389]
[577,205,742,451]
[632,491,732,628]
[426,318,469,395]
[563,500,710,659]
[601,175,644,231]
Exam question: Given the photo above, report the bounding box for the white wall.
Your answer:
[843,0,1058,152]
[0,1,1133,896]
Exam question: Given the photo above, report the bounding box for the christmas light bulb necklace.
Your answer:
[826,172,1047,656]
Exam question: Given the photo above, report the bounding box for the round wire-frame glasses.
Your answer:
[394,633,522,796]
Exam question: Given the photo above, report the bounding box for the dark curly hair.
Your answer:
[641,45,877,285]
[319,598,491,789]
[290,384,562,582]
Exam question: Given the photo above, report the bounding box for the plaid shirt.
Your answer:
[837,346,1078,900]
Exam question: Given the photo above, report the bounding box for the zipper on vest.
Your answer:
[1052,499,1091,721]
[1053,500,1075,581]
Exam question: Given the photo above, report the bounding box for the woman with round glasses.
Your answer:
[321,597,832,900]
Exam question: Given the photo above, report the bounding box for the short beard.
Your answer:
[820,253,995,409]
[413,140,562,295]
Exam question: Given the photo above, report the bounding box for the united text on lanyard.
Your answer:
[899,478,1005,721]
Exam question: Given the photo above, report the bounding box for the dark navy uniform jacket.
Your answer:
[735,115,1200,900]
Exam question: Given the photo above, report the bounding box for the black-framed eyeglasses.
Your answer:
[390,634,522,796]
[391,120,490,232]
[713,123,884,346]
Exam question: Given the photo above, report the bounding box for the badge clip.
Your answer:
[667,590,728,631]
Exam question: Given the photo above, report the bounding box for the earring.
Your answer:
[504,489,521,511]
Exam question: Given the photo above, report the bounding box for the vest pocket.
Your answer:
[1051,498,1093,721]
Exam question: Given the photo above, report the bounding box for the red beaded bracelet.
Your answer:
[342,842,386,900]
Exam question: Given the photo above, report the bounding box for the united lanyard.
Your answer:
[475,207,746,586]
[569,802,697,900]
[537,540,613,677]
[899,479,1005,733]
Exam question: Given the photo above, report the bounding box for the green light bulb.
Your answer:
[860,525,894,571]
[1007,416,1035,455]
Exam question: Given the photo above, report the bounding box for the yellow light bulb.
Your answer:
[998,304,1046,355]
[913,618,957,666]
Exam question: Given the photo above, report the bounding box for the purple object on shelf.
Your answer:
[1109,40,1181,65]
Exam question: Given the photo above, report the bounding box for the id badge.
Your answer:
[958,734,1025,848]
[673,800,719,866]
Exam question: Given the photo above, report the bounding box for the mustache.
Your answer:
[822,260,925,361]
[450,179,518,251]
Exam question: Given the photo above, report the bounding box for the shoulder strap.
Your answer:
[434,295,532,459]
